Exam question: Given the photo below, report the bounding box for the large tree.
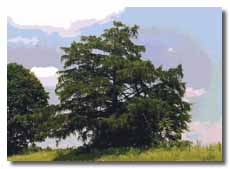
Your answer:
[55,21,191,148]
[7,63,49,155]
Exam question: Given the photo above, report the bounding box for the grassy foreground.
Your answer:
[8,144,222,162]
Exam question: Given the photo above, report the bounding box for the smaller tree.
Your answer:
[7,63,49,155]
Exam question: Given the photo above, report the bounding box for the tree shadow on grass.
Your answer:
[53,146,140,161]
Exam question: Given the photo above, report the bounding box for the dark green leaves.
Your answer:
[55,21,191,148]
[7,63,49,155]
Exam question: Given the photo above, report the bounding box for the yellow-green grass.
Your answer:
[8,144,222,162]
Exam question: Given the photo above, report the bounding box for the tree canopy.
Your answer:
[54,21,191,148]
[7,63,49,155]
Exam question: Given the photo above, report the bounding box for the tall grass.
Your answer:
[97,144,222,161]
[8,143,222,162]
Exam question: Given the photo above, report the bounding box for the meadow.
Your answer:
[8,143,222,162]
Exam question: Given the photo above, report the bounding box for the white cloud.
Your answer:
[185,87,206,98]
[8,13,120,38]
[31,66,58,78]
[182,120,222,145]
[8,36,39,46]
[31,66,58,87]
[168,47,176,53]
[7,0,125,28]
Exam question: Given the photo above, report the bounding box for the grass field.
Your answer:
[8,144,222,162]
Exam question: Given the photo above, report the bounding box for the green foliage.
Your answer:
[55,21,191,148]
[7,63,49,155]
[8,143,222,161]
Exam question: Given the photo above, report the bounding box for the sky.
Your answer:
[7,7,222,147]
